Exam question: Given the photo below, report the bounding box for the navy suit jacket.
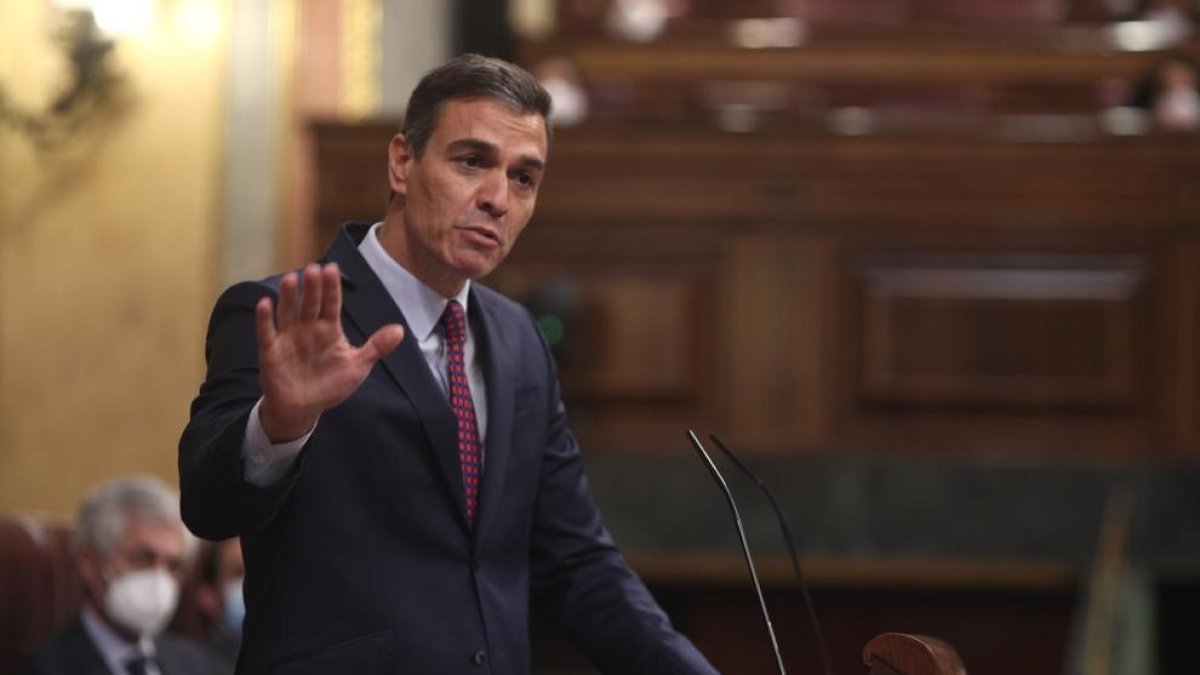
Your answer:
[178,223,718,675]
[14,621,218,675]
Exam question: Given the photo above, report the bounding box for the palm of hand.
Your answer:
[260,316,370,416]
[256,263,405,442]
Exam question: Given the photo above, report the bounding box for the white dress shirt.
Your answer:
[242,222,488,486]
[80,606,162,675]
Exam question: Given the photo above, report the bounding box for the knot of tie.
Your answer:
[124,653,153,675]
[441,300,467,344]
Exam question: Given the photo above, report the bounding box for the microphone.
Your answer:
[686,430,788,675]
[709,434,836,675]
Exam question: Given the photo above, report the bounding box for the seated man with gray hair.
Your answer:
[16,475,220,675]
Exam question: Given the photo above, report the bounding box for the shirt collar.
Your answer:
[358,222,472,340]
[80,605,157,672]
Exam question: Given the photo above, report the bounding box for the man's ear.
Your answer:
[388,133,414,197]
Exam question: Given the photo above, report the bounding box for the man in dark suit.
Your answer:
[178,54,719,674]
[16,476,218,675]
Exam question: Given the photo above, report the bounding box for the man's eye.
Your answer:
[462,155,481,168]
[514,172,535,187]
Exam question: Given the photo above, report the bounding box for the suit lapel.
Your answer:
[324,224,470,534]
[471,290,515,539]
[62,621,121,675]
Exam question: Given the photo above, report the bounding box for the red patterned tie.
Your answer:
[441,300,482,525]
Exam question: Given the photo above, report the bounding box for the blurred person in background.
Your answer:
[191,539,243,673]
[1132,52,1200,132]
[15,476,219,675]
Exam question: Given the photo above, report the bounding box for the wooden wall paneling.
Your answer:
[531,554,1079,675]
[721,234,838,450]
[559,274,701,402]
[533,139,812,224]
[493,220,724,453]
[781,0,911,25]
[803,143,1182,230]
[312,122,394,254]
[1173,240,1200,455]
[931,0,1067,23]
[311,124,1200,458]
[673,585,1073,675]
[564,42,1158,88]
[838,243,1166,457]
[1065,0,1124,21]
[1174,156,1200,454]
[535,134,1189,233]
[552,0,1123,26]
[857,256,1145,408]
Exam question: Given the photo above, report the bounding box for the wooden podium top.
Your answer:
[865,633,968,675]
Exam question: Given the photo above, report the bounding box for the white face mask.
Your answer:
[103,568,180,637]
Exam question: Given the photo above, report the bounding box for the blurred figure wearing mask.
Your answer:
[1132,52,1200,132]
[1151,55,1200,131]
[15,476,219,675]
[193,539,244,672]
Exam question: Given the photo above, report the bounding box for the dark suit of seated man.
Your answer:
[178,54,721,674]
[16,476,219,675]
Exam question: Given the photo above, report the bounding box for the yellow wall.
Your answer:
[0,0,228,519]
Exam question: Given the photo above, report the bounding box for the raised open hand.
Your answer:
[255,263,405,442]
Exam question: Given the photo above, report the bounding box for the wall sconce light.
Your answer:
[0,3,129,147]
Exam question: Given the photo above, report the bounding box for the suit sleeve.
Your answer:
[178,280,308,540]
[526,328,720,675]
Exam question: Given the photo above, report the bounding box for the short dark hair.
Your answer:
[401,53,552,158]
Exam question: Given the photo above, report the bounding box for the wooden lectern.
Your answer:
[864,633,967,675]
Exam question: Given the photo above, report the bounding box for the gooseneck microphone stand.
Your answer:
[709,434,837,675]
[686,430,788,675]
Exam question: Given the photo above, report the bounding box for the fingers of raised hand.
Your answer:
[275,271,300,331]
[255,296,278,349]
[299,263,323,322]
[358,324,406,367]
[271,264,341,335]
[319,263,342,322]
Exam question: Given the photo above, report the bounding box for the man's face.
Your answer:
[385,97,548,296]
[81,516,187,601]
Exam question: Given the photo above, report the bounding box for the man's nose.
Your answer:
[477,171,509,218]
